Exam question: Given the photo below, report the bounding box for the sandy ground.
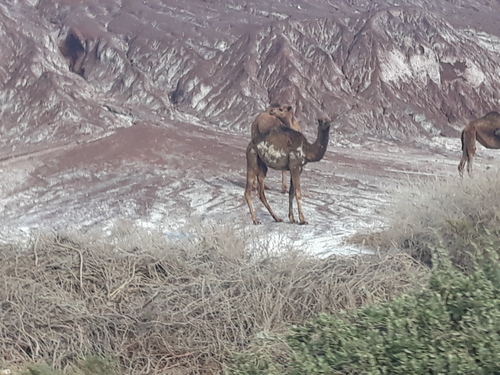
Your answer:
[1,118,498,256]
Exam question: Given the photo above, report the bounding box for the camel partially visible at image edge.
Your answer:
[458,111,500,178]
[245,117,332,225]
[250,104,301,193]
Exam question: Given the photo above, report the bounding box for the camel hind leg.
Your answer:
[256,162,282,223]
[458,126,476,178]
[245,145,282,224]
[458,130,467,177]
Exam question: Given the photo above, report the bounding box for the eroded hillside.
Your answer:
[1,0,500,250]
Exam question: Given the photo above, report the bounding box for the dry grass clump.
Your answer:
[349,170,500,268]
[0,222,426,375]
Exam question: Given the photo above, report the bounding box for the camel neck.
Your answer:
[305,126,330,162]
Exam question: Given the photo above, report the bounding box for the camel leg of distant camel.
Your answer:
[458,127,476,178]
[288,167,307,225]
[457,130,467,177]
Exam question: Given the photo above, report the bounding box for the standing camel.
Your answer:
[245,117,332,225]
[251,104,301,193]
[458,111,500,178]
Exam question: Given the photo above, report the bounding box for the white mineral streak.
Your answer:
[379,49,412,83]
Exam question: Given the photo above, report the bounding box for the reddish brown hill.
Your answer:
[2,0,500,150]
[1,0,500,245]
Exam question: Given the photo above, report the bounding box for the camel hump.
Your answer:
[484,111,500,120]
[251,111,281,139]
[476,111,500,137]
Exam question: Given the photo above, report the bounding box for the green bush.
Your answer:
[227,172,500,374]
[227,248,500,374]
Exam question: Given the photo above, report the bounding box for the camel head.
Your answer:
[266,103,281,112]
[269,105,293,120]
[269,104,302,132]
[317,117,332,131]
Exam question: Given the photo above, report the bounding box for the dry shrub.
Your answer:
[349,170,500,268]
[0,222,426,375]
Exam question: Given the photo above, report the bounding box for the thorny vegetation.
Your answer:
[5,172,500,374]
[0,221,424,375]
[350,170,500,268]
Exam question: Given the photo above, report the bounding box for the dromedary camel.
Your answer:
[245,117,332,225]
[458,111,500,178]
[250,104,301,193]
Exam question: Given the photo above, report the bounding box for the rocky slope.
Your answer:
[2,0,500,146]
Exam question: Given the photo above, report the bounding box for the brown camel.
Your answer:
[269,105,301,131]
[250,104,301,193]
[245,117,332,225]
[458,111,500,178]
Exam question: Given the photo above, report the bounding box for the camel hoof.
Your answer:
[252,219,261,225]
[298,221,308,225]
[274,217,283,223]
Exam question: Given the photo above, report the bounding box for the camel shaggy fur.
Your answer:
[245,117,332,225]
[458,111,500,177]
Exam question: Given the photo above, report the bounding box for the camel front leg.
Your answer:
[289,168,307,225]
[281,170,288,194]
[288,176,295,223]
